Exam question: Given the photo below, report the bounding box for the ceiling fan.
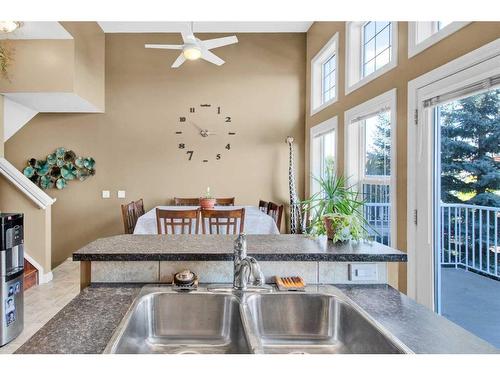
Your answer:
[145,22,238,68]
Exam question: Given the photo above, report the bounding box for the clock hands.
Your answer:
[189,120,216,138]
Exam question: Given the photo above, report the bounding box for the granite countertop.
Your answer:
[16,284,497,354]
[72,234,407,262]
[15,286,140,354]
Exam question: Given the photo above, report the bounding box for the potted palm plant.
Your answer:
[302,160,370,242]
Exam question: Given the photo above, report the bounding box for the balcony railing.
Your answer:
[440,202,500,279]
[363,183,391,246]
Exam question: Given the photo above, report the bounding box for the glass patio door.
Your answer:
[431,87,500,347]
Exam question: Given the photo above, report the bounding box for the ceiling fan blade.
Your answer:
[171,53,186,68]
[145,44,183,50]
[202,36,238,50]
[181,30,196,44]
[201,50,225,66]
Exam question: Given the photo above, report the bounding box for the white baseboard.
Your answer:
[24,252,52,285]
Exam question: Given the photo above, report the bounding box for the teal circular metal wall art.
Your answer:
[22,147,96,190]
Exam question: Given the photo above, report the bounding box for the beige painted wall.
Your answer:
[0,22,105,111]
[61,22,106,111]
[0,180,52,271]
[0,40,74,93]
[305,22,500,292]
[0,95,3,156]
[5,33,306,267]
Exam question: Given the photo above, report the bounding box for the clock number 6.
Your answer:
[186,150,194,160]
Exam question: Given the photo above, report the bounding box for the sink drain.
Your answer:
[177,350,200,354]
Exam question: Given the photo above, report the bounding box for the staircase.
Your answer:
[24,258,38,291]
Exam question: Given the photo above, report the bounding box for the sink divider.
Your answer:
[239,301,264,354]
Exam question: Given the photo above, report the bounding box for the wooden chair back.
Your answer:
[258,200,269,213]
[134,198,145,217]
[173,197,200,206]
[201,208,245,234]
[215,197,235,206]
[267,202,284,232]
[156,208,200,234]
[121,201,139,234]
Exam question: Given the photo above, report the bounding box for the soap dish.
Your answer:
[274,276,306,291]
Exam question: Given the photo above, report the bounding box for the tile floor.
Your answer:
[0,259,80,354]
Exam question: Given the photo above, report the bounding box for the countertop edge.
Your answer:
[72,253,408,262]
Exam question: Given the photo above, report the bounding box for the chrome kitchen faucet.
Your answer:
[233,233,264,290]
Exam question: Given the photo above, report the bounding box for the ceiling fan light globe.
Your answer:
[183,46,202,61]
[0,21,21,34]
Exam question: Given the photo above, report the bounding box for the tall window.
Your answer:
[345,22,398,94]
[408,22,469,58]
[360,111,392,245]
[310,117,337,196]
[362,21,392,78]
[344,89,396,246]
[311,33,339,114]
[321,55,336,104]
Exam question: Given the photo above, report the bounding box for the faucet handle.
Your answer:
[234,233,247,255]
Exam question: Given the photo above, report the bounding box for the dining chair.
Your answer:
[258,200,269,213]
[267,202,284,232]
[156,208,200,234]
[215,197,235,206]
[134,198,145,217]
[201,208,245,234]
[121,201,139,234]
[173,197,200,206]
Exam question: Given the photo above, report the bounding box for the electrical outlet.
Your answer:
[348,263,378,282]
[117,190,126,199]
[102,190,110,199]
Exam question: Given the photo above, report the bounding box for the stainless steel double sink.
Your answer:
[104,286,410,354]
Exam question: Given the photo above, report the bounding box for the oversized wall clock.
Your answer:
[175,104,236,163]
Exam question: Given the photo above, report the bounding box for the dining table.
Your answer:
[133,205,280,235]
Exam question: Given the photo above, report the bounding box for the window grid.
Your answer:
[362,22,392,78]
[321,54,336,104]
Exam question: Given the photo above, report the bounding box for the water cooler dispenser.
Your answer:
[0,213,24,346]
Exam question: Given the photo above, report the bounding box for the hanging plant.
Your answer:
[22,147,96,190]
[0,41,14,81]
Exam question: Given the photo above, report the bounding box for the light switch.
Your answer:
[348,263,378,282]
[117,190,126,199]
[102,190,110,199]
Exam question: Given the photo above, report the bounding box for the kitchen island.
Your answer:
[73,234,407,288]
[15,284,498,354]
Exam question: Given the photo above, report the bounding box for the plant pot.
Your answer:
[323,216,336,240]
[200,198,216,209]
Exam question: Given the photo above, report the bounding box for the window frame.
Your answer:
[408,22,470,59]
[310,32,339,116]
[309,116,338,196]
[345,22,398,96]
[360,21,393,79]
[360,111,392,184]
[344,88,397,246]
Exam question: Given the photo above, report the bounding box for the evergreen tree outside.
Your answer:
[439,88,500,207]
[365,111,391,177]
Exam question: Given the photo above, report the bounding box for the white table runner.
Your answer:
[133,205,280,235]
